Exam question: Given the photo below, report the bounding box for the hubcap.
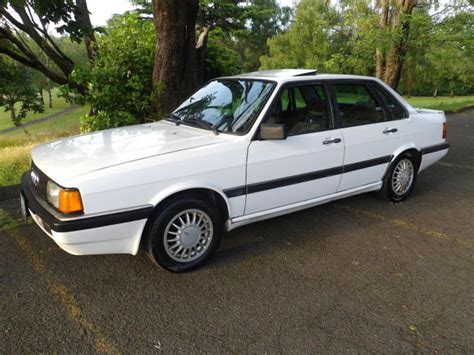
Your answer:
[391,159,414,196]
[164,209,213,262]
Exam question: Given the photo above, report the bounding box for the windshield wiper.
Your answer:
[183,118,219,135]
[165,113,182,126]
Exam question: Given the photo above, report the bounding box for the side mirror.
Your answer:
[259,123,287,140]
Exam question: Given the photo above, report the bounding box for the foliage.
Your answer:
[204,28,243,79]
[261,0,342,72]
[78,13,155,132]
[0,0,96,92]
[0,88,69,131]
[261,0,474,96]
[400,11,474,96]
[0,58,44,126]
[200,0,292,73]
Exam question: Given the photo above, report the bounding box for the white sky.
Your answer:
[87,0,296,26]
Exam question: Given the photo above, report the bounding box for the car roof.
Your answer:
[223,69,380,84]
[237,69,318,78]
[219,69,415,113]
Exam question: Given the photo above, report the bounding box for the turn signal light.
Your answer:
[58,190,84,214]
[442,122,448,139]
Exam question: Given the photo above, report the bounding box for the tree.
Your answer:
[375,0,418,89]
[0,58,44,126]
[151,0,200,116]
[80,13,155,132]
[231,0,292,72]
[204,28,243,79]
[150,0,291,116]
[0,0,96,93]
[260,0,344,72]
[261,0,473,92]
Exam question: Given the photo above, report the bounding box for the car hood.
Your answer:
[31,121,233,182]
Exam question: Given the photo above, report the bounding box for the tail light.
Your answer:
[442,122,448,139]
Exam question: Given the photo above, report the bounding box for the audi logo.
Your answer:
[30,170,40,186]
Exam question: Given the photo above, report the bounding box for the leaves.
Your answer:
[78,12,155,131]
[0,57,44,126]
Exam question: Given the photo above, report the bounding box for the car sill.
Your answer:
[225,181,382,231]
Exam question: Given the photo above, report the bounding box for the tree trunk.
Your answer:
[151,0,199,117]
[9,105,19,126]
[196,26,210,85]
[47,88,52,108]
[75,0,97,61]
[39,89,44,105]
[375,0,389,80]
[376,0,417,90]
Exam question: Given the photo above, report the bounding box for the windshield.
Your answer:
[171,79,275,134]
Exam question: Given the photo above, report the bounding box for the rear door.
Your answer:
[329,81,400,191]
[244,82,344,215]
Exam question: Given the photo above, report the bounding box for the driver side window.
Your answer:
[267,84,331,136]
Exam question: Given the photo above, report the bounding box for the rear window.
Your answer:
[332,84,385,127]
[372,84,407,120]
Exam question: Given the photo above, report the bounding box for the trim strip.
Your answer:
[247,166,344,195]
[224,155,392,198]
[421,142,449,155]
[21,172,153,233]
[343,155,392,173]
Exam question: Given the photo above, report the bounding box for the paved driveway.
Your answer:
[1,111,473,353]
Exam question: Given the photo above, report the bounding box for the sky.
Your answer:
[87,0,296,27]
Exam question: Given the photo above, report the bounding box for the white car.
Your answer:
[20,69,449,272]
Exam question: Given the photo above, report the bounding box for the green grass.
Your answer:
[0,89,72,131]
[0,105,87,187]
[405,96,474,112]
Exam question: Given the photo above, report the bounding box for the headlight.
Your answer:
[46,180,84,214]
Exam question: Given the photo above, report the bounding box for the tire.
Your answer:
[381,153,418,203]
[144,195,223,272]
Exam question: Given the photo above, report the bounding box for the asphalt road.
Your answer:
[1,110,473,353]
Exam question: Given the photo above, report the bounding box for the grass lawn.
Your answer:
[0,105,87,187]
[405,96,474,112]
[0,89,72,131]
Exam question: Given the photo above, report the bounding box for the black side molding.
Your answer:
[343,155,392,173]
[224,155,393,198]
[421,142,450,155]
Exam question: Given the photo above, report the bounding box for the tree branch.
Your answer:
[7,4,74,76]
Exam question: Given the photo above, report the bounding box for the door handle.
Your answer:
[383,128,398,134]
[323,138,342,145]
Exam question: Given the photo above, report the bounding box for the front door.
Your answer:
[245,83,344,215]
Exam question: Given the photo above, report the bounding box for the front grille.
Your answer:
[31,161,49,201]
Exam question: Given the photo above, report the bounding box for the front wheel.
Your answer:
[144,196,223,272]
[382,153,418,203]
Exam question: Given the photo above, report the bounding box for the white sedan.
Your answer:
[20,69,449,272]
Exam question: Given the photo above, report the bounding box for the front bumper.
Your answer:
[20,171,152,255]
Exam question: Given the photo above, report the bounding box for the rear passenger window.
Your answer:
[267,84,331,136]
[294,88,306,109]
[333,84,384,127]
[372,85,406,120]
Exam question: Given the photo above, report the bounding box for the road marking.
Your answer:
[13,234,120,355]
[335,205,474,249]
[437,161,474,171]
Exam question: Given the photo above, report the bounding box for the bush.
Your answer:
[75,13,155,131]
[80,111,138,132]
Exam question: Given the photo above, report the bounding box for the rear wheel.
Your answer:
[382,153,418,202]
[145,196,223,272]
